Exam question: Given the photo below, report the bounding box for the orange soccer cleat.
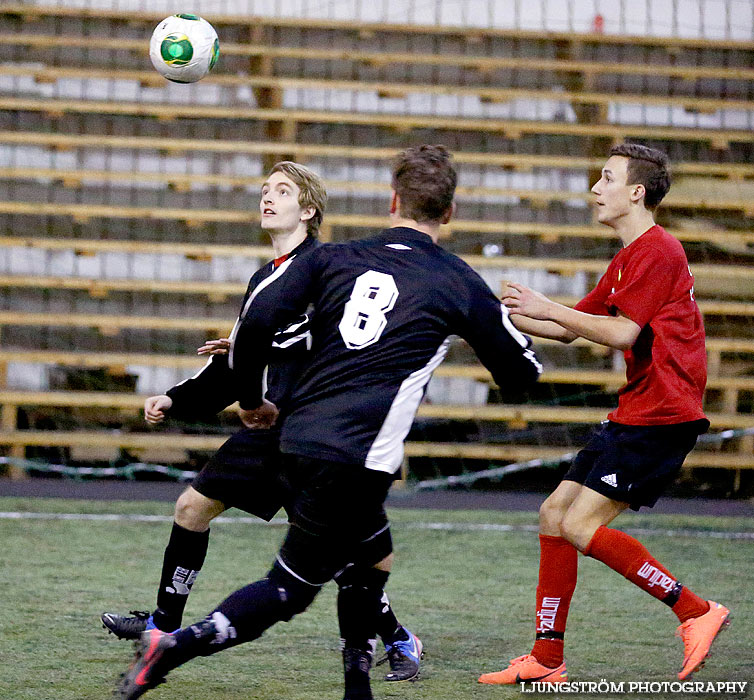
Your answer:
[478,654,567,685]
[676,601,731,680]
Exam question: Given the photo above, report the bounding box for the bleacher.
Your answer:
[0,4,752,484]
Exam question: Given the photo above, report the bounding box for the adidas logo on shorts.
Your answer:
[600,473,618,488]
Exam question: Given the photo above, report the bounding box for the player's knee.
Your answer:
[175,488,223,531]
[335,562,390,592]
[372,551,394,572]
[268,561,321,620]
[559,510,593,552]
[539,494,566,535]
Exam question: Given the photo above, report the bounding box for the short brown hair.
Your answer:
[391,144,457,223]
[609,143,671,210]
[268,161,328,236]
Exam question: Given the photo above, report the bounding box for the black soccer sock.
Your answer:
[374,589,403,645]
[209,561,321,648]
[154,522,210,631]
[337,566,389,653]
[342,648,374,700]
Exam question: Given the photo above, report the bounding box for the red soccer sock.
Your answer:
[530,535,578,668]
[671,586,711,623]
[585,526,709,622]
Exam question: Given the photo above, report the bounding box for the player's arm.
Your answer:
[504,282,640,351]
[459,273,543,396]
[502,314,578,343]
[150,273,266,421]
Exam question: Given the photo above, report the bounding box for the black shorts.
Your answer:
[276,454,394,585]
[563,419,709,510]
[192,428,288,521]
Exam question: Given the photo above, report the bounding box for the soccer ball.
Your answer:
[149,14,219,83]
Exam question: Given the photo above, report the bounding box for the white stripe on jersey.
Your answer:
[229,256,296,370]
[271,330,312,349]
[364,337,452,474]
[500,303,543,375]
[169,317,240,389]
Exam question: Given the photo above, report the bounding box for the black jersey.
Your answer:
[165,236,319,420]
[231,227,542,473]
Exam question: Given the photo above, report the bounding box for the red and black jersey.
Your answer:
[231,226,542,474]
[575,225,707,425]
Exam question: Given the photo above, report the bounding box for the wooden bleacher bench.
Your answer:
[1,166,752,215]
[4,32,754,84]
[2,131,753,181]
[0,432,750,469]
[1,200,753,247]
[0,258,751,295]
[0,352,751,410]
[0,391,749,470]
[0,431,750,470]
[0,310,233,333]
[3,4,753,54]
[2,64,752,115]
[2,97,753,149]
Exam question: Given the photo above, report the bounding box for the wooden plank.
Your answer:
[0,310,233,333]
[0,430,749,468]
[2,131,752,180]
[3,97,754,145]
[0,200,753,246]
[1,166,751,213]
[0,353,752,395]
[2,5,752,52]
[0,312,750,360]
[3,33,754,83]
[0,390,749,429]
[3,64,752,114]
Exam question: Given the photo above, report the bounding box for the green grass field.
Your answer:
[0,496,751,700]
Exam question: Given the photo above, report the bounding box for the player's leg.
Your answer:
[479,479,581,685]
[153,486,226,631]
[335,525,424,682]
[326,471,394,700]
[565,421,729,680]
[102,485,222,638]
[570,488,728,679]
[115,455,393,700]
[115,537,326,700]
[103,429,284,639]
[371,556,424,683]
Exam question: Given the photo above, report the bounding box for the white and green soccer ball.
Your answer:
[149,14,219,83]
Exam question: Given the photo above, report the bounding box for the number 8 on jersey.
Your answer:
[339,270,399,349]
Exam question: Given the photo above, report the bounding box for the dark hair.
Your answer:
[609,143,671,210]
[268,161,327,236]
[391,144,457,223]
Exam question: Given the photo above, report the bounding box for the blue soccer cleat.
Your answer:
[378,627,424,682]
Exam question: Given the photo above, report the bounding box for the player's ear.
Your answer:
[300,206,316,222]
[441,201,456,225]
[630,183,645,205]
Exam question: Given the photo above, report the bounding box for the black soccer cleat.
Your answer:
[115,629,175,699]
[102,610,151,640]
[376,626,424,682]
[342,647,374,700]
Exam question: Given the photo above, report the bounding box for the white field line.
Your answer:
[1,511,753,540]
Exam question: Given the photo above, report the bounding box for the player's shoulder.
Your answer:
[624,225,688,272]
[638,225,686,258]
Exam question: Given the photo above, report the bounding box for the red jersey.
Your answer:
[574,225,707,425]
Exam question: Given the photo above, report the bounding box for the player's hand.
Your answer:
[502,282,554,320]
[197,337,231,355]
[144,394,173,424]
[238,399,279,429]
